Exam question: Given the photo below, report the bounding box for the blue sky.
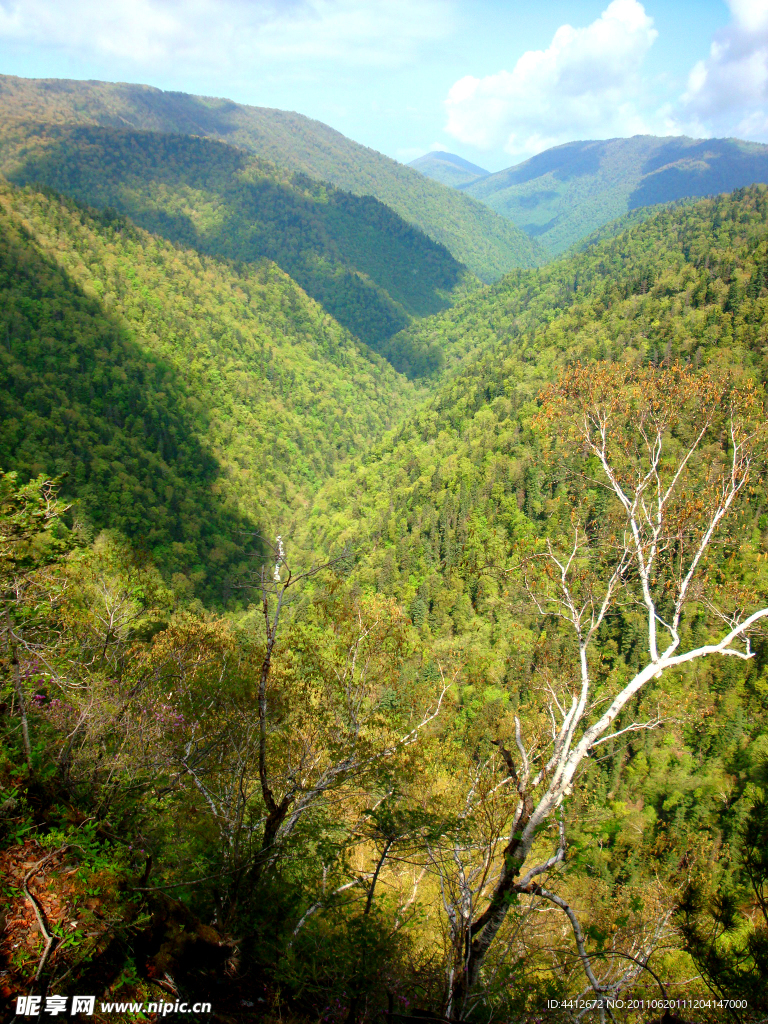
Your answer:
[1,0,766,171]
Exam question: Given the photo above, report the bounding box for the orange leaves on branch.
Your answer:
[526,361,766,616]
[535,361,764,506]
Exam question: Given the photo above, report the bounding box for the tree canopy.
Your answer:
[2,175,768,1020]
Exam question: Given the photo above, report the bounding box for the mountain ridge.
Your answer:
[0,74,544,280]
[461,134,768,254]
[0,119,474,363]
[300,183,768,649]
[409,150,490,188]
[0,178,422,598]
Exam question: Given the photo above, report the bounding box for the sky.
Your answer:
[0,0,767,171]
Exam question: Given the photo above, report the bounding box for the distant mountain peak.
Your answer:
[461,134,768,255]
[409,150,490,189]
[410,151,489,176]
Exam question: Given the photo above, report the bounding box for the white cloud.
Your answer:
[680,0,768,140]
[444,0,658,156]
[0,0,453,70]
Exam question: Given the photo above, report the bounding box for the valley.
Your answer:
[1,73,767,1023]
[0,74,543,281]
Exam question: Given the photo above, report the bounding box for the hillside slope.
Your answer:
[0,180,419,599]
[409,151,489,188]
[0,74,543,280]
[303,185,768,626]
[0,121,473,357]
[464,135,768,254]
[3,177,768,1012]
[296,190,768,932]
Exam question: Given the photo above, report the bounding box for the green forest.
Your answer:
[0,121,476,358]
[0,75,544,282]
[1,93,768,1024]
[0,181,419,600]
[459,136,768,256]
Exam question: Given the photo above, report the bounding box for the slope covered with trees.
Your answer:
[292,186,768,1010]
[463,135,768,255]
[305,184,768,662]
[2,184,768,1021]
[0,180,418,600]
[0,74,544,280]
[0,121,476,358]
[409,150,490,188]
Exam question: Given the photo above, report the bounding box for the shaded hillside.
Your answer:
[0,74,543,280]
[296,191,768,968]
[409,150,489,188]
[303,185,768,627]
[0,180,418,599]
[2,182,768,1018]
[464,134,768,254]
[0,121,476,357]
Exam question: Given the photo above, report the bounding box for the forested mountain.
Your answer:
[303,184,768,656]
[409,150,490,188]
[3,177,768,1019]
[0,121,472,357]
[462,134,768,254]
[0,179,419,598]
[0,74,544,279]
[292,186,768,1009]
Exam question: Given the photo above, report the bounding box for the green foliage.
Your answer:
[0,122,475,361]
[388,182,768,380]
[0,469,71,581]
[299,188,768,1001]
[3,168,768,1015]
[0,180,417,600]
[0,74,544,281]
[409,151,489,189]
[678,767,768,1009]
[464,135,768,255]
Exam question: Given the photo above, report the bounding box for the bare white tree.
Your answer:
[448,364,768,1014]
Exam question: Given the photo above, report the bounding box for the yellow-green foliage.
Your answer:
[2,181,768,1016]
[299,190,768,972]
[0,180,419,600]
[0,74,544,281]
[0,121,475,368]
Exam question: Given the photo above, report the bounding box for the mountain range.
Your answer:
[408,150,489,188]
[0,74,542,280]
[1,69,768,1016]
[413,135,768,254]
[0,121,474,363]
